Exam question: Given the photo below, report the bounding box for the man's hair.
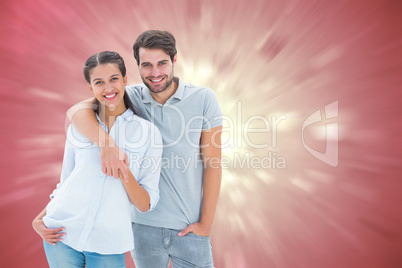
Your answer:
[133,30,177,64]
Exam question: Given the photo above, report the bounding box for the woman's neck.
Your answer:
[98,103,127,132]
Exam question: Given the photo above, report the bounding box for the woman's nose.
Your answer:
[104,82,113,91]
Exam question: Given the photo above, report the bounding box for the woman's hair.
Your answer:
[133,30,177,65]
[83,51,140,116]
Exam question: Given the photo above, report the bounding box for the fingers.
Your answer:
[100,146,128,179]
[33,218,68,246]
[178,225,194,237]
[43,227,65,237]
[44,232,65,241]
[105,162,128,180]
[45,227,65,234]
[123,155,130,182]
[45,240,57,246]
[107,167,113,177]
[120,163,129,182]
[112,166,120,179]
[103,162,116,178]
[41,227,66,245]
[118,148,128,162]
[124,154,129,166]
[102,163,107,175]
[118,170,129,183]
[111,161,120,179]
[44,235,64,246]
[118,150,129,181]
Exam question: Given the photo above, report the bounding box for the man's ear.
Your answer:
[173,54,177,64]
[87,83,94,94]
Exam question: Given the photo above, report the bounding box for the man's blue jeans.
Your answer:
[131,223,214,268]
[43,241,125,268]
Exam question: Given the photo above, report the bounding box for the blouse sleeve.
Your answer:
[49,125,76,199]
[137,123,162,212]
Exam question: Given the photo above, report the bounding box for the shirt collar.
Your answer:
[142,77,184,103]
[96,108,134,123]
[171,77,184,100]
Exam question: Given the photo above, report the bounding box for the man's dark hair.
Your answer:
[133,30,177,64]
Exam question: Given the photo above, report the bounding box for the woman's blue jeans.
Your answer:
[43,240,125,268]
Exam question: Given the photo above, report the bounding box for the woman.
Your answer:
[32,51,162,267]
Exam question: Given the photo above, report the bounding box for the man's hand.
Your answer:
[178,222,211,237]
[32,218,65,245]
[67,97,130,180]
[100,144,129,181]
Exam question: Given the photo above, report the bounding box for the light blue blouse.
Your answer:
[43,109,163,254]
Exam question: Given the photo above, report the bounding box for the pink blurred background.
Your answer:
[1,0,402,267]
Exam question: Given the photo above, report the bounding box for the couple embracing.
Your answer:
[33,30,222,268]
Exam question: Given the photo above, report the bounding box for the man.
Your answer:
[71,30,222,267]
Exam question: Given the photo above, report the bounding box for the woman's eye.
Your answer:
[95,81,103,85]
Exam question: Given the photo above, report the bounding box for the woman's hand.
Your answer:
[32,209,65,245]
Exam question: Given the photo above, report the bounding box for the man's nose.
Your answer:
[150,66,160,77]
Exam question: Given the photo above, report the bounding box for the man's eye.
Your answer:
[111,77,118,81]
[159,62,166,65]
[142,63,150,67]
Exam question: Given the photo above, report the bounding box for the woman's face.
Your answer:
[87,63,127,108]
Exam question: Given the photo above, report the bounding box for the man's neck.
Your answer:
[150,78,179,105]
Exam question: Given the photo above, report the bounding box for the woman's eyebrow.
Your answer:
[92,74,120,82]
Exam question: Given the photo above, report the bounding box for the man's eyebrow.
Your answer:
[141,60,169,65]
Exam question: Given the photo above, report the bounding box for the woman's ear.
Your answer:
[123,75,128,86]
[87,83,94,94]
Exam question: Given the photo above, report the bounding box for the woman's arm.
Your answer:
[32,208,65,245]
[67,98,129,181]
[32,125,78,245]
[119,124,163,212]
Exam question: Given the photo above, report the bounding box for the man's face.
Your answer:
[138,47,176,94]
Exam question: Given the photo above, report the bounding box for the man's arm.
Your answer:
[119,168,151,212]
[32,208,65,245]
[179,126,222,236]
[67,98,129,180]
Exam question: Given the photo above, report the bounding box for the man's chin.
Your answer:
[146,82,171,94]
[143,77,174,94]
[148,86,166,94]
